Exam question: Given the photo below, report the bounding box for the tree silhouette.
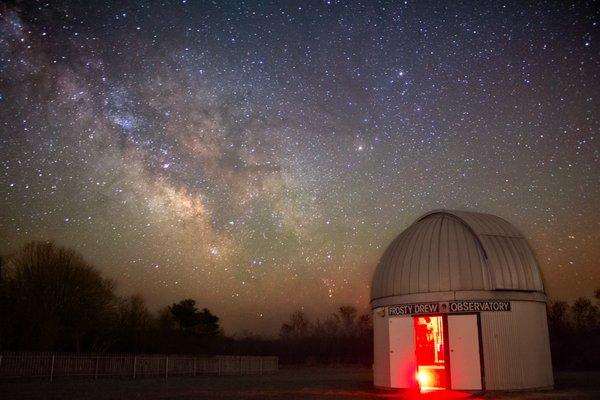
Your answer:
[571,297,598,332]
[547,294,600,370]
[112,294,152,352]
[1,241,115,351]
[278,307,372,364]
[279,310,309,340]
[338,305,358,335]
[170,299,202,332]
[197,307,220,335]
[169,298,220,335]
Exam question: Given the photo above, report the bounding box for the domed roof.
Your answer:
[371,210,545,302]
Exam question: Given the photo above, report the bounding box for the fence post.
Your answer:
[260,358,263,375]
[165,357,168,380]
[133,356,137,379]
[217,357,221,376]
[193,358,196,377]
[50,355,55,382]
[239,356,243,376]
[95,357,99,379]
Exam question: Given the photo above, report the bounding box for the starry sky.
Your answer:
[1,1,599,335]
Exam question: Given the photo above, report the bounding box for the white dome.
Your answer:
[371,210,545,302]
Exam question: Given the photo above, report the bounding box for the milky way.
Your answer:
[1,1,598,334]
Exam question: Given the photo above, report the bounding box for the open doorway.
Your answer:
[414,315,446,391]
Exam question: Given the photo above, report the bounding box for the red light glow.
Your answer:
[414,315,446,391]
[417,370,432,386]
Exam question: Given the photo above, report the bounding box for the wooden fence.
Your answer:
[0,352,278,381]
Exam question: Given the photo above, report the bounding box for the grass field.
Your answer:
[1,367,599,400]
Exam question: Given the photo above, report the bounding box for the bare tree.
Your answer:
[571,297,598,332]
[280,311,310,340]
[3,241,115,351]
[112,294,153,352]
[338,305,358,336]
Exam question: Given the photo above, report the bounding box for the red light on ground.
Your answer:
[417,390,479,399]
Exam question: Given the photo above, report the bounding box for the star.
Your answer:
[0,0,598,336]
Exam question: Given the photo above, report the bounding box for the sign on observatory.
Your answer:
[388,300,511,316]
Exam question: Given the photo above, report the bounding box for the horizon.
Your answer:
[1,1,599,336]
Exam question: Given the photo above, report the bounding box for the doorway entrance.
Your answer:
[414,315,447,390]
[412,314,483,391]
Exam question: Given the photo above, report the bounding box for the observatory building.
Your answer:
[371,210,553,392]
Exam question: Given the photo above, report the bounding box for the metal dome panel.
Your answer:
[371,210,545,301]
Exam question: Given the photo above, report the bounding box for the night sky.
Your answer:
[1,1,598,335]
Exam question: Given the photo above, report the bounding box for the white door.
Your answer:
[389,317,417,388]
[448,314,482,390]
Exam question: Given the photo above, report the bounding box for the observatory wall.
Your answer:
[480,301,553,390]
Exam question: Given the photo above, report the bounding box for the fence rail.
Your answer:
[0,352,278,381]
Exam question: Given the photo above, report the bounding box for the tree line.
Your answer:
[0,241,598,370]
[0,241,223,354]
[547,293,600,370]
[0,241,371,362]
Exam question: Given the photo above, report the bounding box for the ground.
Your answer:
[1,367,599,400]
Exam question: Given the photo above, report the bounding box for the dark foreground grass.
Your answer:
[0,367,599,400]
